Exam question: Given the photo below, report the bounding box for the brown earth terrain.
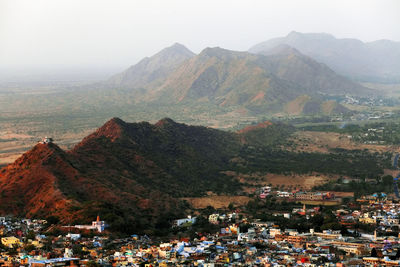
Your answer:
[287,131,394,153]
[298,200,340,206]
[222,171,337,192]
[384,168,400,177]
[237,120,273,134]
[182,196,251,209]
[285,95,311,115]
[0,125,98,166]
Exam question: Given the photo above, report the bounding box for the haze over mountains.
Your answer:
[1,33,397,231]
[107,38,373,115]
[2,31,397,126]
[1,31,399,169]
[250,31,400,83]
[108,43,196,89]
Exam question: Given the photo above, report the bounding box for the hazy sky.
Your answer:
[1,0,399,79]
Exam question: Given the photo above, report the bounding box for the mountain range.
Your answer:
[107,41,372,115]
[250,31,400,83]
[2,32,393,127]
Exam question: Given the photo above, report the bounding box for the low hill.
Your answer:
[0,118,243,233]
[0,118,390,234]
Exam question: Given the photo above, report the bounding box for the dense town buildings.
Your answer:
[1,194,400,265]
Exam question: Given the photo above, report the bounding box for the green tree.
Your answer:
[86,261,100,267]
[26,230,36,241]
[228,202,235,211]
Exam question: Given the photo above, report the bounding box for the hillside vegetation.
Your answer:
[0,118,391,234]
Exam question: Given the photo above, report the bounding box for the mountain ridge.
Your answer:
[108,43,195,89]
[249,31,400,82]
[149,46,370,114]
[0,117,391,233]
[0,118,246,232]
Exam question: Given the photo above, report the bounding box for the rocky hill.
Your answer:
[108,43,195,89]
[110,45,369,114]
[0,118,243,233]
[0,118,390,234]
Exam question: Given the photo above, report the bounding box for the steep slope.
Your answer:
[0,118,391,234]
[0,118,242,233]
[249,31,400,82]
[0,143,77,220]
[0,138,184,233]
[254,44,370,96]
[284,95,349,115]
[71,117,242,197]
[152,46,367,113]
[156,47,287,107]
[108,43,195,89]
[7,43,364,122]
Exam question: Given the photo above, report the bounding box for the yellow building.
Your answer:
[359,217,376,224]
[31,240,43,248]
[1,236,22,248]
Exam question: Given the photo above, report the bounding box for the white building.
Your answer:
[40,136,53,144]
[209,214,219,224]
[73,216,106,232]
[173,216,196,227]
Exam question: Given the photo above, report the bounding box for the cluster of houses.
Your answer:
[258,186,337,203]
[208,213,238,225]
[2,192,400,265]
[341,95,396,109]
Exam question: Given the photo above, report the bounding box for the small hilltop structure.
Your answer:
[40,137,53,144]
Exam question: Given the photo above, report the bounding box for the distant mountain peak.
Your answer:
[105,117,126,126]
[200,46,226,55]
[155,117,177,127]
[286,31,335,40]
[250,32,400,82]
[80,117,127,144]
[287,30,301,37]
[198,47,248,60]
[108,43,195,88]
[170,42,191,50]
[261,44,302,56]
[158,43,195,57]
